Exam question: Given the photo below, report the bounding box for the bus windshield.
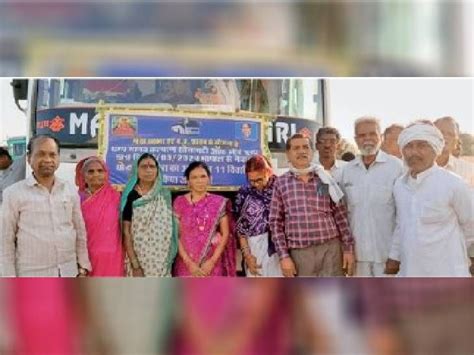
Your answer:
[37,79,324,118]
[34,79,325,148]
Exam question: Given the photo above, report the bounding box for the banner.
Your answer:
[103,111,263,187]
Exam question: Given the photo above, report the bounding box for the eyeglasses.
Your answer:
[248,177,265,185]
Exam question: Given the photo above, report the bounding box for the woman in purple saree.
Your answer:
[75,157,124,277]
[173,161,236,277]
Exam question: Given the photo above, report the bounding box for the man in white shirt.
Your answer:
[0,135,91,277]
[314,127,347,181]
[339,117,404,276]
[434,116,474,187]
[386,121,474,276]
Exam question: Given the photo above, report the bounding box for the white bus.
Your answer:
[16,78,328,187]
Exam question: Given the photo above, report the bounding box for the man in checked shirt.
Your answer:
[269,134,355,277]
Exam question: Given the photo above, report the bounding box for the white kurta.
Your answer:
[443,155,474,188]
[389,165,473,276]
[340,151,404,263]
[323,158,347,182]
[442,155,474,258]
[313,155,347,182]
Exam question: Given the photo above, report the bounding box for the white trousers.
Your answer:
[355,261,386,277]
[246,233,283,277]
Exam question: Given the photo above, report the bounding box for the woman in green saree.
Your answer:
[121,153,177,277]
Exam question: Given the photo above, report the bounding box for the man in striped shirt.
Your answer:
[269,134,355,277]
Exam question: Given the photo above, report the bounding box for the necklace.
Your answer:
[190,192,207,204]
[136,184,152,196]
[190,193,209,231]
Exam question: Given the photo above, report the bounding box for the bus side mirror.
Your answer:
[10,79,28,113]
[11,79,28,101]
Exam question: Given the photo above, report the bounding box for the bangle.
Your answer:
[241,246,251,257]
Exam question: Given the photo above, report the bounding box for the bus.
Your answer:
[19,78,328,188]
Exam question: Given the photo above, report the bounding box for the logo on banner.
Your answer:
[112,116,137,137]
[171,118,201,135]
[50,116,65,132]
[236,122,257,141]
[36,115,66,133]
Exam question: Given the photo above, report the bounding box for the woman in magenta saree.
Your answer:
[173,161,236,277]
[75,157,124,277]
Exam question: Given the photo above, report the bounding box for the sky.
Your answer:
[327,78,473,143]
[0,79,28,143]
[0,78,472,145]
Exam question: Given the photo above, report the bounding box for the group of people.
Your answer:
[312,116,473,277]
[0,136,236,277]
[237,115,472,278]
[0,113,473,277]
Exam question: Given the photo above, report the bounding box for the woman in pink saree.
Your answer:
[75,157,124,277]
[173,161,236,277]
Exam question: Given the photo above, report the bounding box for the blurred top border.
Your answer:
[0,2,472,77]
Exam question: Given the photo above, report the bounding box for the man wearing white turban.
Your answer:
[385,120,474,276]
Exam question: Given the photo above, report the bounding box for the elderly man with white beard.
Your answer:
[339,117,404,276]
[385,120,474,276]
